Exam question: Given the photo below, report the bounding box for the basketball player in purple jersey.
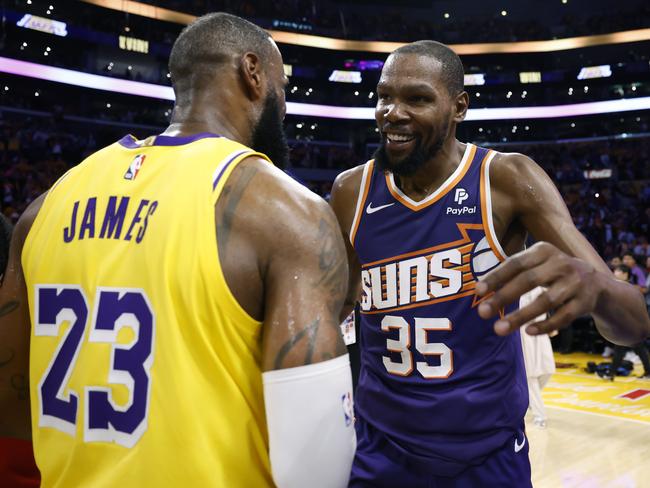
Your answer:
[330,41,650,487]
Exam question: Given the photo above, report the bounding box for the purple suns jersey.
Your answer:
[350,143,528,475]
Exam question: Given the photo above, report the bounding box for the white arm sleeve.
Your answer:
[263,354,356,488]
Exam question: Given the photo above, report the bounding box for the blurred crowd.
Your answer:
[2,114,649,267]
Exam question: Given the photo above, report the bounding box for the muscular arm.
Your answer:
[0,195,45,439]
[215,157,354,487]
[329,166,365,322]
[215,157,349,368]
[477,153,650,345]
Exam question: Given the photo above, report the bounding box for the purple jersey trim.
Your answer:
[212,150,251,190]
[118,132,221,149]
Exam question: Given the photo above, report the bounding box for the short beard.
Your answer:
[374,122,449,177]
[250,91,289,170]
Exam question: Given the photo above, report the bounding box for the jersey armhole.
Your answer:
[349,160,374,248]
[479,150,509,262]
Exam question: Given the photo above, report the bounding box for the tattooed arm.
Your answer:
[0,195,45,440]
[215,157,354,487]
[0,214,12,284]
[215,156,349,370]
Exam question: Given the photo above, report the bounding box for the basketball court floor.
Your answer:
[526,352,650,487]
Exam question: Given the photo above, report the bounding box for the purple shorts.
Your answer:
[349,417,532,488]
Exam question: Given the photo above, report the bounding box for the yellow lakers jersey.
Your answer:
[22,133,274,487]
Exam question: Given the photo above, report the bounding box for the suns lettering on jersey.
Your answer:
[360,223,501,314]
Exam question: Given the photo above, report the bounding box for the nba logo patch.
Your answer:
[124,154,146,180]
[341,391,353,427]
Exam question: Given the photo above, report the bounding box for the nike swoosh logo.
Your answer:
[514,435,526,453]
[366,202,395,214]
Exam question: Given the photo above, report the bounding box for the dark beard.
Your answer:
[250,91,289,170]
[374,123,449,177]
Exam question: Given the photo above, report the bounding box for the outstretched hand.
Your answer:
[475,242,602,336]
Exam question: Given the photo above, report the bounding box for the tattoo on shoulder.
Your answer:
[0,300,19,318]
[216,165,259,255]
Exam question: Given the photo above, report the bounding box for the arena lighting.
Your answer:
[2,56,650,121]
[79,0,650,55]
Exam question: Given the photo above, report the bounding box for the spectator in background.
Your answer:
[622,251,647,291]
[609,256,622,269]
[605,265,650,380]
[520,287,556,428]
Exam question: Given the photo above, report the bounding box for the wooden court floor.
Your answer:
[526,352,650,488]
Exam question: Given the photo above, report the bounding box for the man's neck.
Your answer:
[394,139,466,201]
[161,101,250,146]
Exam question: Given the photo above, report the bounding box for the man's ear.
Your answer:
[239,52,265,101]
[453,91,469,123]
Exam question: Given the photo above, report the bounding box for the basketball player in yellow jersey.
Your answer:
[0,13,356,488]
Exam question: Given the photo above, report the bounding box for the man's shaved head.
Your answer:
[392,40,464,96]
[169,12,275,97]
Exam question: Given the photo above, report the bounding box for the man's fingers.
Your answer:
[523,300,581,336]
[476,243,551,297]
[477,262,556,319]
[491,281,577,335]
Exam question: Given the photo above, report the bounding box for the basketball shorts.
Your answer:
[349,416,532,488]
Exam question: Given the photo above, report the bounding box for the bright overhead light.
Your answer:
[501,10,507,16]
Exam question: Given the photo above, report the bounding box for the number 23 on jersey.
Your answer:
[35,285,155,448]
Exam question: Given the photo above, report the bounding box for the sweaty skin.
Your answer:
[330,51,650,346]
[0,35,349,442]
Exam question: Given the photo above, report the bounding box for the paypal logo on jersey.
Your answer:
[448,187,476,215]
[454,188,469,205]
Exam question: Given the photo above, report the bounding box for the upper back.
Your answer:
[22,133,275,487]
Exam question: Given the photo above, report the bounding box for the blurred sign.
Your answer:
[119,36,149,54]
[283,64,292,76]
[577,65,612,80]
[17,14,68,37]
[344,59,384,71]
[329,70,362,83]
[519,71,542,83]
[464,74,485,86]
[583,169,612,179]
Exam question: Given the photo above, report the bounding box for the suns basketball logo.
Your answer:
[470,236,500,280]
[124,154,146,180]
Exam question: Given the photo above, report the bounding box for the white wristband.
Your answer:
[263,354,356,488]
